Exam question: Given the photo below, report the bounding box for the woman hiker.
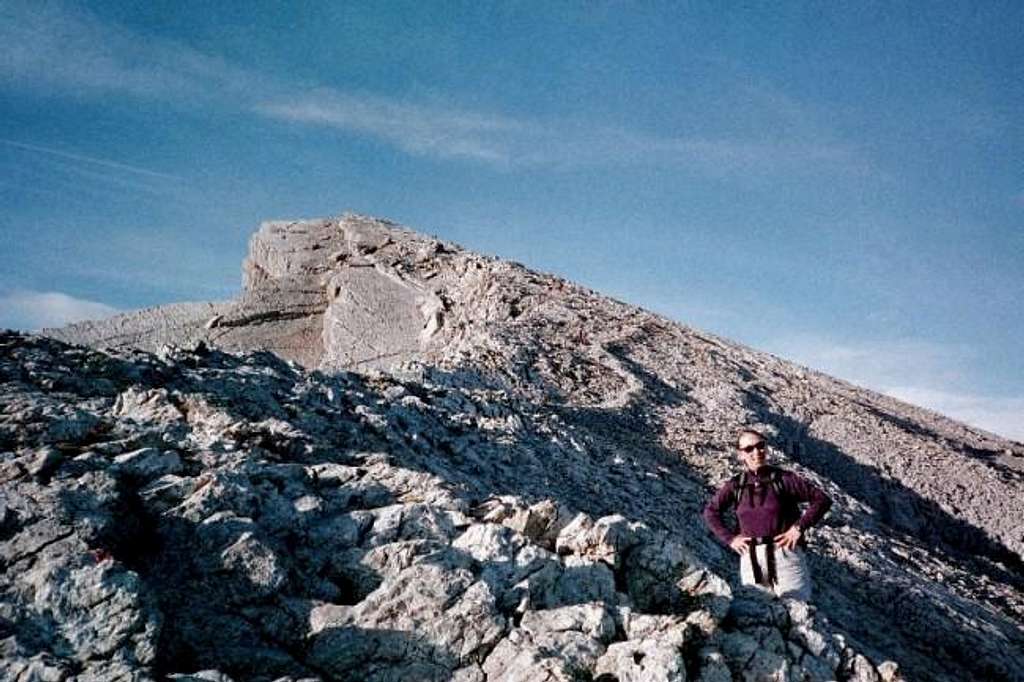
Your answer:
[703,428,832,601]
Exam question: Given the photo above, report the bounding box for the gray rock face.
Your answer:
[45,216,447,372]
[3,213,1021,681]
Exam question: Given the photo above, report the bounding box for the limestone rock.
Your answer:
[113,447,183,479]
[594,636,688,682]
[1,212,1019,682]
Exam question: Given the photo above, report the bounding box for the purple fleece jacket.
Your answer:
[703,466,832,545]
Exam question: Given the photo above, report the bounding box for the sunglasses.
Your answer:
[739,442,766,453]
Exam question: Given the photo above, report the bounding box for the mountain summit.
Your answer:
[5,214,1023,681]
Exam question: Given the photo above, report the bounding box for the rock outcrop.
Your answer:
[5,213,1022,681]
[48,216,450,371]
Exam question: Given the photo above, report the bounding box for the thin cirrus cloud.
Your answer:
[0,1,257,101]
[0,290,119,331]
[0,1,863,174]
[0,139,190,203]
[255,95,528,165]
[0,139,182,181]
[257,94,863,173]
[764,335,972,389]
[763,334,1023,442]
[883,387,1024,443]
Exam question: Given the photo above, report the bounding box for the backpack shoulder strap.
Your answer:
[731,471,749,505]
[768,467,787,498]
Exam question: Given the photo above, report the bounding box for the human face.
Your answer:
[737,435,767,472]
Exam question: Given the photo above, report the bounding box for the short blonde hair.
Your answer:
[736,428,766,448]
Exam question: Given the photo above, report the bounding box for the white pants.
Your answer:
[740,545,812,601]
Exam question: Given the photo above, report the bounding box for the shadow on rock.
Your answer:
[743,389,1024,682]
[746,390,1024,584]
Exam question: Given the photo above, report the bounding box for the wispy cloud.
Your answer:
[0,139,182,181]
[765,335,971,389]
[764,334,1023,442]
[883,387,1024,442]
[0,0,866,173]
[258,90,863,173]
[0,1,257,102]
[0,290,119,331]
[256,94,527,165]
[0,138,188,202]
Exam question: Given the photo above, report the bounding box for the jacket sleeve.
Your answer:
[783,472,832,531]
[703,479,738,545]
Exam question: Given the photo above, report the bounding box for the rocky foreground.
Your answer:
[4,214,1023,681]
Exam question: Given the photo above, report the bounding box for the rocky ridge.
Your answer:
[4,213,1023,681]
[3,334,891,682]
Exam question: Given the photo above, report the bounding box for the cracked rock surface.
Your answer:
[6,213,1022,681]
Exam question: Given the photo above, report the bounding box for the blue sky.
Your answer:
[1,1,1022,440]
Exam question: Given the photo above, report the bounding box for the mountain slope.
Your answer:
[9,213,1023,681]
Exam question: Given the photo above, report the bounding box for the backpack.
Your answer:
[732,467,786,507]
